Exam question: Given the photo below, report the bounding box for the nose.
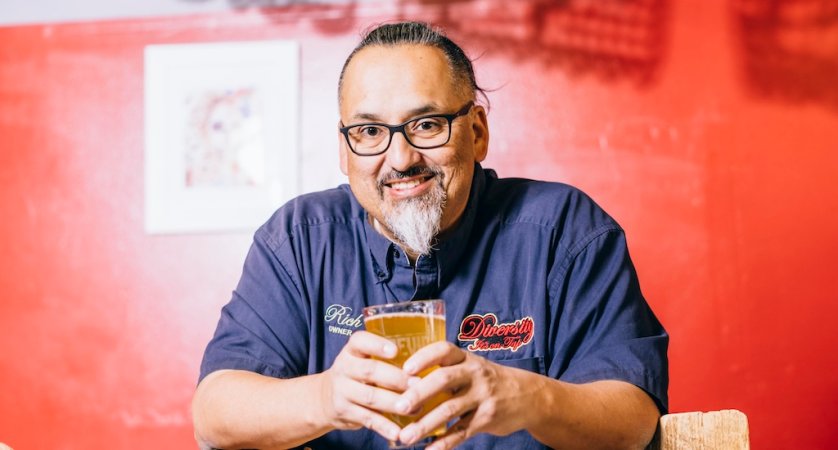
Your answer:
[385,130,423,172]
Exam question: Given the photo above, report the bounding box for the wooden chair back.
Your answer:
[647,409,749,450]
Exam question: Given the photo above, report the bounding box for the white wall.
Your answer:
[0,0,234,26]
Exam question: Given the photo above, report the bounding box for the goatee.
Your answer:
[379,167,446,257]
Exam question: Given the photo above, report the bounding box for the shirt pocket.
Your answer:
[494,356,545,375]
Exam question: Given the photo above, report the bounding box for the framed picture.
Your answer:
[144,40,299,234]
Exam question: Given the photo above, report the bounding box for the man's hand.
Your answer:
[319,331,414,442]
[393,342,543,450]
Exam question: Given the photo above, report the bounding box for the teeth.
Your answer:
[390,179,422,190]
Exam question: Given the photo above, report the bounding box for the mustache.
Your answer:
[377,166,443,189]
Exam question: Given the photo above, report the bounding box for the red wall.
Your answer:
[1,1,836,449]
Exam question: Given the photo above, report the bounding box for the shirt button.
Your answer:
[393,250,401,259]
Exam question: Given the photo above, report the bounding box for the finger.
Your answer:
[403,341,466,376]
[345,356,411,392]
[345,378,410,415]
[346,331,399,359]
[342,402,403,443]
[396,364,471,418]
[399,396,475,446]
[425,413,475,450]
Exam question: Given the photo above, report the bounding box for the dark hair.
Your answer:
[338,21,488,107]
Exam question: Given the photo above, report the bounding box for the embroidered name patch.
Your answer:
[457,313,534,352]
[324,304,363,336]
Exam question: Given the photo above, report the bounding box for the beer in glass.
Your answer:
[363,299,448,448]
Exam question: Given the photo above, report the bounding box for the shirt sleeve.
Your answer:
[198,228,310,383]
[550,227,669,413]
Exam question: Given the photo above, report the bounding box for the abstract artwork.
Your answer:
[183,87,266,188]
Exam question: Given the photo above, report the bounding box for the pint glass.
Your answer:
[363,299,449,448]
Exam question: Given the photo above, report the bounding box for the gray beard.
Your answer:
[383,183,446,257]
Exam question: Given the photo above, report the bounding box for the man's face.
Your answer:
[338,44,489,253]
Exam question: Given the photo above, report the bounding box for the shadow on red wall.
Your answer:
[216,0,674,85]
[231,0,838,110]
[733,0,838,110]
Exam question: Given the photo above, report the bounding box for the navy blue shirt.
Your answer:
[200,164,668,449]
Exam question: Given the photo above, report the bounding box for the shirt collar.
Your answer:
[363,163,488,286]
[364,211,396,283]
[435,163,486,286]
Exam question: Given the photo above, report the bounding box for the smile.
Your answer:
[382,174,435,198]
[390,179,422,190]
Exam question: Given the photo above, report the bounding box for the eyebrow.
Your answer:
[350,103,442,123]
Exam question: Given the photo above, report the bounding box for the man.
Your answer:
[193,21,668,450]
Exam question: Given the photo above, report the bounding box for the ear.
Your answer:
[471,104,490,162]
[338,122,349,175]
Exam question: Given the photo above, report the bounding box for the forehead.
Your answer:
[340,44,461,119]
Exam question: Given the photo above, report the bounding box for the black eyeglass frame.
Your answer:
[339,101,474,156]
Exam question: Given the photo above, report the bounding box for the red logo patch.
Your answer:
[457,313,534,352]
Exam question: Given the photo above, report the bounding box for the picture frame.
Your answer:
[144,40,299,234]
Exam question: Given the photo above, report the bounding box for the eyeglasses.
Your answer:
[339,102,474,156]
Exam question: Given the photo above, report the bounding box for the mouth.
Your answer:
[380,172,437,199]
[385,174,434,190]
